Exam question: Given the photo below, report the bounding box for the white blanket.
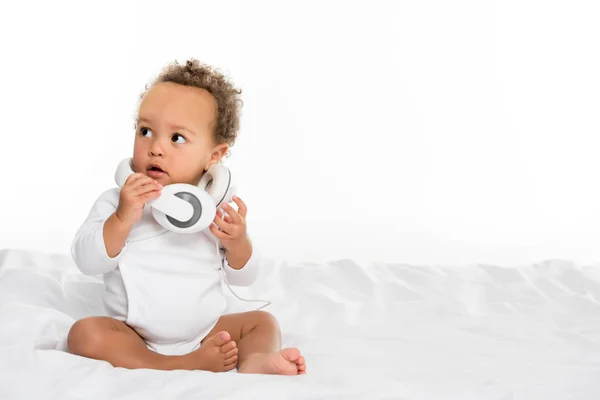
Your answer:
[1,248,599,399]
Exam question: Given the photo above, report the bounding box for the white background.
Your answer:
[1,0,599,265]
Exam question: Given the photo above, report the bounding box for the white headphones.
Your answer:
[114,157,236,234]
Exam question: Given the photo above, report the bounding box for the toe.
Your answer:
[224,348,238,359]
[224,354,238,366]
[298,363,306,371]
[297,356,305,366]
[208,331,231,347]
[220,341,237,353]
[280,348,301,362]
[224,362,237,372]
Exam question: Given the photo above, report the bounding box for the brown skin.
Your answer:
[67,82,306,375]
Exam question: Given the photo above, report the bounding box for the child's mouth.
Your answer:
[147,165,167,178]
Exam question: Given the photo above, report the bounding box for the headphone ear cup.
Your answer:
[115,157,135,187]
[198,164,232,207]
[151,184,216,234]
[223,186,236,205]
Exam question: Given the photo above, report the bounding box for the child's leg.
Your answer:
[201,311,307,375]
[67,317,238,372]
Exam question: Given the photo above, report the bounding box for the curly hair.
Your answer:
[141,59,243,147]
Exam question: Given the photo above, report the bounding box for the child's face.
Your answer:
[132,82,228,186]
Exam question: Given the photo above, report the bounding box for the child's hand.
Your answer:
[115,173,162,226]
[210,196,248,249]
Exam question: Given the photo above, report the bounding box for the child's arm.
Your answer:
[71,189,127,275]
[221,236,260,286]
[72,174,162,275]
[224,236,252,270]
[210,196,260,286]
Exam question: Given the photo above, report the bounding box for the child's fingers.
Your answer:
[130,175,157,188]
[213,213,235,234]
[209,222,230,239]
[220,203,242,225]
[127,175,160,191]
[124,173,146,186]
[124,175,152,191]
[215,209,233,224]
[132,181,162,197]
[232,196,247,218]
[142,190,162,202]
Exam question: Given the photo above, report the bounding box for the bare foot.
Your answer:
[238,348,306,375]
[187,331,238,372]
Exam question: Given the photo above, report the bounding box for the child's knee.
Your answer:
[67,317,109,356]
[249,310,279,331]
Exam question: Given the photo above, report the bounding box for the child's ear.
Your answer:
[205,143,229,170]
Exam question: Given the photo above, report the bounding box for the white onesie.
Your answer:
[71,187,260,356]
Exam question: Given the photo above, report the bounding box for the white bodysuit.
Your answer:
[71,187,260,356]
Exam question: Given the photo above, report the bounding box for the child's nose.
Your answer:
[149,142,164,157]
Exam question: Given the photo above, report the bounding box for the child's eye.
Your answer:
[140,127,153,137]
[171,133,187,144]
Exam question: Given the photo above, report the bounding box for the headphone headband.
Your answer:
[113,157,234,233]
[115,158,232,207]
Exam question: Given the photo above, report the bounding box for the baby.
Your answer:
[67,59,306,375]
